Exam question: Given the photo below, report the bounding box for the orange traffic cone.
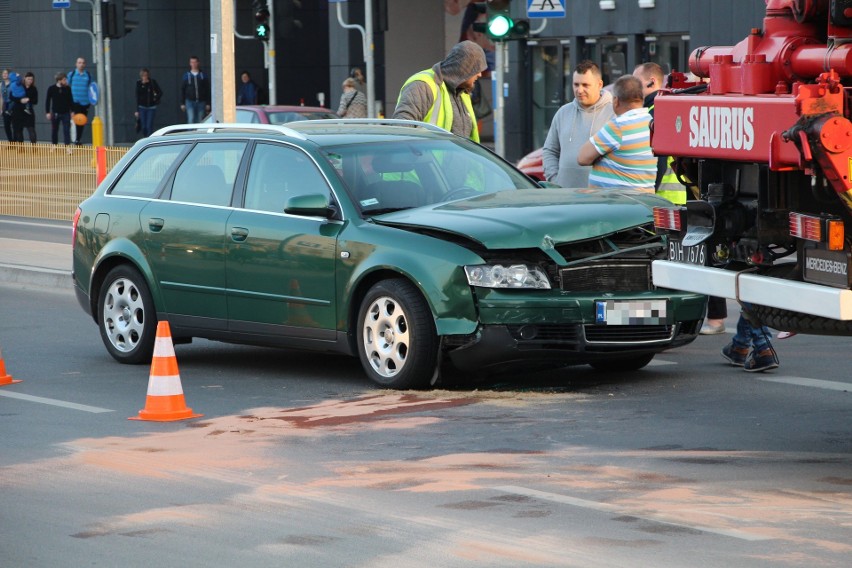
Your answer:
[129,321,202,422]
[0,345,22,386]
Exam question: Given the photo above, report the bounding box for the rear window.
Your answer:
[267,111,336,124]
[109,144,187,198]
[169,142,247,206]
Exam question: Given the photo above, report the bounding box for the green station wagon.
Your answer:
[72,120,706,388]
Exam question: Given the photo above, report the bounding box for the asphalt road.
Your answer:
[1,279,851,567]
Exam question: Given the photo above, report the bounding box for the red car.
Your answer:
[204,105,338,125]
[516,147,544,181]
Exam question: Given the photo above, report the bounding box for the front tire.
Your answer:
[589,353,655,372]
[357,279,438,389]
[98,265,157,364]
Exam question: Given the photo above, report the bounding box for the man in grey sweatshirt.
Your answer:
[542,60,614,188]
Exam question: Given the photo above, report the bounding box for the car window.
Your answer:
[170,142,247,206]
[236,109,260,124]
[109,144,187,198]
[244,142,329,214]
[324,139,538,214]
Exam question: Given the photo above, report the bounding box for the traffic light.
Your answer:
[103,0,139,39]
[120,0,139,37]
[253,0,271,41]
[475,0,529,41]
[103,1,118,38]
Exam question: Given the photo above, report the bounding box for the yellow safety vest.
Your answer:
[398,70,480,143]
[656,156,687,204]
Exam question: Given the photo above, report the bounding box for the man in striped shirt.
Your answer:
[576,75,656,192]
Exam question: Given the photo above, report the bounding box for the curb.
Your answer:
[0,263,73,290]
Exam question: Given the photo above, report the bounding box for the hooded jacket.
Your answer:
[542,90,615,188]
[393,41,487,141]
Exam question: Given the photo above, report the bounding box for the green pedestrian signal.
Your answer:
[255,22,270,41]
[253,0,270,42]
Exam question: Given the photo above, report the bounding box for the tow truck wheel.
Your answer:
[745,305,852,337]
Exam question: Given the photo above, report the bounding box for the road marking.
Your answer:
[493,485,772,541]
[647,358,676,366]
[0,391,114,413]
[0,218,70,231]
[754,376,852,392]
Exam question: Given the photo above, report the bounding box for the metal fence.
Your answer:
[0,142,129,221]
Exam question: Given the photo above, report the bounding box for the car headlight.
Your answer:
[464,264,551,289]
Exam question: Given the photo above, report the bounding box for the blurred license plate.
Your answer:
[668,240,707,265]
[595,300,669,325]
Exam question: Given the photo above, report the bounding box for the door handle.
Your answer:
[148,218,164,232]
[230,227,249,242]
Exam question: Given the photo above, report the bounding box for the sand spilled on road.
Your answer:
[3,391,851,563]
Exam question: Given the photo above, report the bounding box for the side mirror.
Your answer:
[284,193,334,218]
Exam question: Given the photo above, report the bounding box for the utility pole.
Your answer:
[334,0,375,117]
[60,1,105,141]
[105,36,114,146]
[267,0,277,104]
[494,41,506,157]
[211,0,237,123]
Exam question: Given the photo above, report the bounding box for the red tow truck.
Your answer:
[651,0,852,334]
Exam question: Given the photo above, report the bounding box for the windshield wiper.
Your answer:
[362,207,411,216]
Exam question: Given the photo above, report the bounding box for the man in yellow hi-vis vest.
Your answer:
[393,41,487,142]
[633,62,686,204]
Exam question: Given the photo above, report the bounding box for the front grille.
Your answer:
[560,261,652,292]
[584,324,674,343]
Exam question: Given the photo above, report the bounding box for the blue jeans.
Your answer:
[184,100,206,123]
[137,105,157,137]
[731,309,773,351]
[50,112,71,145]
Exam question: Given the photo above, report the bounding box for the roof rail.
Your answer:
[292,117,450,134]
[150,123,307,140]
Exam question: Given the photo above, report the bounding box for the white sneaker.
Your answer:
[700,321,726,335]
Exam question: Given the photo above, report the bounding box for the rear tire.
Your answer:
[357,279,438,389]
[98,265,157,364]
[589,353,655,372]
[744,305,852,336]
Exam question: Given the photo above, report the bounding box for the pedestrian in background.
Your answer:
[11,72,37,144]
[68,57,92,145]
[349,67,366,93]
[236,71,259,105]
[1,68,13,142]
[393,40,487,142]
[180,55,210,123]
[577,75,656,192]
[45,72,73,146]
[337,77,367,118]
[542,60,614,188]
[135,68,162,138]
[721,309,779,372]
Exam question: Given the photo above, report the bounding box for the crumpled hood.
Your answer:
[373,188,669,249]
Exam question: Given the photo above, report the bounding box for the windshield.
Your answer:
[323,138,539,215]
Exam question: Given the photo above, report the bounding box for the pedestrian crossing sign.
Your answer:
[526,0,566,18]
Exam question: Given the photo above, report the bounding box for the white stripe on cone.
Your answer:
[153,336,176,357]
[146,375,185,396]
